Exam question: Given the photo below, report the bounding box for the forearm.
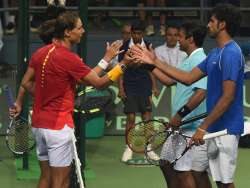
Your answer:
[150,73,158,90]
[81,60,126,89]
[199,95,233,130]
[185,89,206,111]
[154,59,201,85]
[15,86,26,106]
[21,80,35,96]
[152,68,176,86]
[175,89,206,119]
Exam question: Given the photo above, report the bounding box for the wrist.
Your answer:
[177,105,191,118]
[198,127,206,133]
[103,55,112,63]
[98,59,109,70]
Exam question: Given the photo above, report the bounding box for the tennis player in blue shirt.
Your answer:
[131,3,244,188]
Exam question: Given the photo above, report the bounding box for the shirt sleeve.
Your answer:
[65,54,91,81]
[197,58,208,75]
[220,49,242,81]
[191,76,207,90]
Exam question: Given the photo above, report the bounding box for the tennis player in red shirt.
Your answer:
[10,11,132,188]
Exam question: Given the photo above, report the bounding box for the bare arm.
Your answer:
[152,68,176,86]
[10,67,35,117]
[149,72,160,97]
[192,80,236,145]
[154,59,205,85]
[199,80,235,130]
[131,45,205,85]
[79,60,127,89]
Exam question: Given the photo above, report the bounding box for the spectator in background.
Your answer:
[155,24,187,67]
[109,23,132,68]
[119,21,159,162]
[3,0,17,34]
[47,0,66,6]
[241,42,250,79]
[138,0,167,36]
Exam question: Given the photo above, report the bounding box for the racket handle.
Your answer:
[203,129,227,140]
[182,113,207,125]
[3,85,15,108]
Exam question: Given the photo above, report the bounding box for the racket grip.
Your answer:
[203,129,227,140]
[3,85,15,108]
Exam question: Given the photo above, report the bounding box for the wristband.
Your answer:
[144,64,156,72]
[198,127,206,133]
[98,59,109,70]
[177,105,191,118]
[107,64,124,82]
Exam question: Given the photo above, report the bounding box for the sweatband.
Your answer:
[198,127,206,133]
[98,59,109,70]
[107,64,124,82]
[177,105,191,118]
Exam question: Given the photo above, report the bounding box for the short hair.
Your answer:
[39,19,56,44]
[54,11,80,39]
[165,22,179,31]
[131,20,145,31]
[180,21,207,47]
[211,3,241,37]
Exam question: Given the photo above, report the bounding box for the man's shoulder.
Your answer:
[154,44,166,51]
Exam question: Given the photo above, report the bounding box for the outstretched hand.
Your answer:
[103,40,124,62]
[130,44,156,65]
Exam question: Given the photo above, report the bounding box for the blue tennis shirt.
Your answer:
[198,40,244,134]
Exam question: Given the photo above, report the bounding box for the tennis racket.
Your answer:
[70,130,85,188]
[145,121,250,166]
[2,85,35,155]
[126,113,207,153]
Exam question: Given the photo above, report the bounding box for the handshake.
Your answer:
[125,44,157,66]
[103,40,157,68]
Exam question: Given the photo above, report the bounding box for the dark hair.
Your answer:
[180,21,207,47]
[54,11,80,39]
[211,3,241,37]
[39,19,56,44]
[131,20,145,31]
[166,22,179,30]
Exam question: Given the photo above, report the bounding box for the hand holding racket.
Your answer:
[126,113,207,154]
[145,120,250,166]
[2,85,35,155]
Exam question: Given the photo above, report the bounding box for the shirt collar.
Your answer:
[129,38,146,48]
[189,48,204,58]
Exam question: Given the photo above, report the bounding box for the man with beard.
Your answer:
[154,23,187,68]
[146,21,211,188]
[131,4,244,188]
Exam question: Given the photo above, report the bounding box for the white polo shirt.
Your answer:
[155,43,187,67]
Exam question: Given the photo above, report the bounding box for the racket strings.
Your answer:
[160,134,187,163]
[127,121,165,153]
[7,118,34,153]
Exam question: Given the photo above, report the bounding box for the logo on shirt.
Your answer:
[212,61,217,64]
